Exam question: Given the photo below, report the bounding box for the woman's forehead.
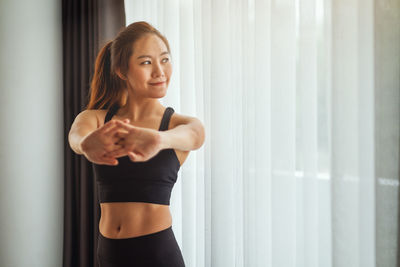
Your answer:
[132,34,168,56]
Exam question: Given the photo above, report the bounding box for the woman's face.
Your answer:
[124,34,172,99]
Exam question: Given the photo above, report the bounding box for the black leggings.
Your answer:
[97,226,186,267]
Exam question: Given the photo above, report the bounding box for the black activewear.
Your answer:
[92,104,181,205]
[97,226,186,267]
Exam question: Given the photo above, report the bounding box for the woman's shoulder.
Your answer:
[80,108,107,128]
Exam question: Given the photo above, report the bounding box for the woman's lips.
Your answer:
[149,81,165,86]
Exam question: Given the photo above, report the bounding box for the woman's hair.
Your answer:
[85,21,171,110]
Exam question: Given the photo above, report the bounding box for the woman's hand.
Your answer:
[79,119,130,165]
[104,120,163,163]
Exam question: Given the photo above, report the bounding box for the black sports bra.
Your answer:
[92,104,181,205]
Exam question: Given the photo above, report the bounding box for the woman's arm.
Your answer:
[159,114,205,151]
[68,110,98,155]
[101,113,205,161]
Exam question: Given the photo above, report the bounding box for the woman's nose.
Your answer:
[152,62,165,77]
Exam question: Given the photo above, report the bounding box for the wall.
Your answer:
[0,0,63,266]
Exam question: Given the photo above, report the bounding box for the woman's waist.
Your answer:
[100,201,171,219]
[99,202,172,238]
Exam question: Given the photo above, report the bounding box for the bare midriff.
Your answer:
[99,202,172,239]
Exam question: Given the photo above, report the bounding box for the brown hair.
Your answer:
[85,21,171,110]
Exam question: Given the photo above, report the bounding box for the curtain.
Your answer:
[124,0,400,267]
[62,1,125,267]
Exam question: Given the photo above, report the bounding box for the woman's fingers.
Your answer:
[106,147,129,158]
[101,159,118,165]
[105,128,128,140]
[103,122,122,135]
[100,118,130,132]
[103,120,131,137]
[128,152,136,161]
[114,120,135,131]
[98,119,133,163]
[103,143,124,155]
[110,134,124,145]
[100,120,116,133]
[128,151,143,162]
[102,155,119,165]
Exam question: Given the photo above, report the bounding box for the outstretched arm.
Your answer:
[159,116,205,151]
[103,114,205,161]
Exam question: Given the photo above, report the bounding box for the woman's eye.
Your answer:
[141,58,169,65]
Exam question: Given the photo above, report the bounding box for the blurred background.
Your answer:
[0,0,399,266]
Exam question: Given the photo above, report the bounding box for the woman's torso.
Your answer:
[94,107,187,239]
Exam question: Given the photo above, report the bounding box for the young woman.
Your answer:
[68,21,205,267]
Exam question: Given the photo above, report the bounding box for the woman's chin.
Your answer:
[152,89,167,99]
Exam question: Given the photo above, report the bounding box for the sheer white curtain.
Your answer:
[124,0,400,267]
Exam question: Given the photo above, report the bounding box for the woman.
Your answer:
[68,21,205,267]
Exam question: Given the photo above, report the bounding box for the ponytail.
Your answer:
[85,41,125,110]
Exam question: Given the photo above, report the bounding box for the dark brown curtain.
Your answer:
[62,1,125,266]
